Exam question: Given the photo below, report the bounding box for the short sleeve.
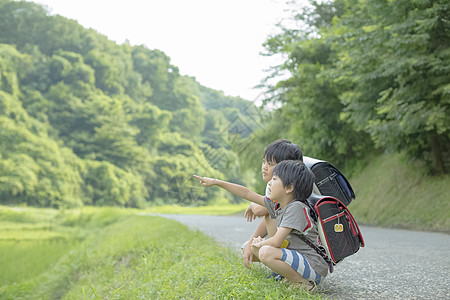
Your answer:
[279,201,314,234]
[264,196,277,219]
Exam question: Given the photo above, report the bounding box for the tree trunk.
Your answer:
[431,134,445,174]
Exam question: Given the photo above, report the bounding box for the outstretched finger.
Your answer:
[192,175,202,180]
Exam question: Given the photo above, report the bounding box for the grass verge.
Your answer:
[349,153,450,232]
[143,203,249,216]
[0,206,323,299]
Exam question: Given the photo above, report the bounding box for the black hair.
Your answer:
[273,160,314,202]
[263,139,303,164]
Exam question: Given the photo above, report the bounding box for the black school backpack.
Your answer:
[302,156,365,273]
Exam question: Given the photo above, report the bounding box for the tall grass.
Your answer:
[0,206,323,299]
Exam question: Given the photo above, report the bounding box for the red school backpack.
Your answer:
[302,157,365,273]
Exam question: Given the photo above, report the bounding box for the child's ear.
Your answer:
[285,184,294,194]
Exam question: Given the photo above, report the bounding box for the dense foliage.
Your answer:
[1,0,448,208]
[246,0,449,177]
[0,0,265,208]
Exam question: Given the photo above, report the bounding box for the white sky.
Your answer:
[29,0,306,102]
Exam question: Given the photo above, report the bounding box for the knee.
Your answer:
[258,245,276,263]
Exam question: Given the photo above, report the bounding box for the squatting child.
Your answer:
[199,139,303,274]
[193,160,328,292]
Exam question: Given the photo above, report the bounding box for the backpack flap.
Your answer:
[314,196,364,264]
[304,156,355,206]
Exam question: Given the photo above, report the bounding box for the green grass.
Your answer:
[349,152,450,232]
[0,206,323,299]
[0,240,77,285]
[144,203,249,215]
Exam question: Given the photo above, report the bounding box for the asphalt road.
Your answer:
[155,214,450,300]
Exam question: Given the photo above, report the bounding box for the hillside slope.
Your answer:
[349,153,450,232]
[0,0,262,208]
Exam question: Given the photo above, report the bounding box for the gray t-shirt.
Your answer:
[264,197,329,277]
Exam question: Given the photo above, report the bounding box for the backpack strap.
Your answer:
[299,234,334,273]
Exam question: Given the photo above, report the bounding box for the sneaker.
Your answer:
[266,272,284,282]
[289,281,318,294]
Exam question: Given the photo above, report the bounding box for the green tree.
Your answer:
[260,0,371,166]
[331,0,450,173]
[0,97,85,208]
[132,46,172,104]
[130,102,172,148]
[0,1,48,49]
[0,44,31,96]
[83,160,147,207]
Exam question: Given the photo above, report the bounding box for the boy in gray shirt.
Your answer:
[194,160,328,293]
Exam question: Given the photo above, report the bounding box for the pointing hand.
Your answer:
[192,175,217,187]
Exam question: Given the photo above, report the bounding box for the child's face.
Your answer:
[261,158,277,182]
[267,174,284,201]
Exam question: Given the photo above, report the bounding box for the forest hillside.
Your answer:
[0,0,264,208]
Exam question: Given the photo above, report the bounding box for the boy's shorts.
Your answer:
[281,248,323,285]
